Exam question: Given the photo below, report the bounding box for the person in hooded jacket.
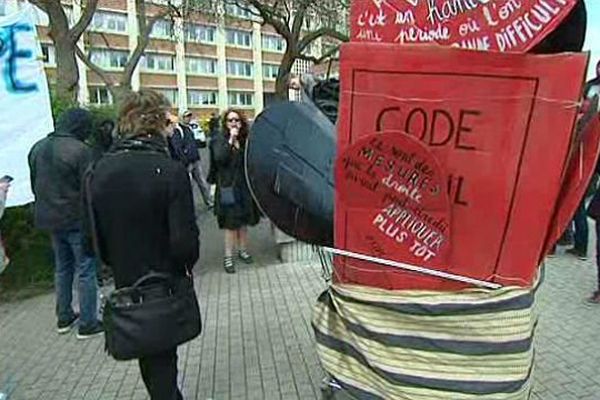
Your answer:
[28,108,102,339]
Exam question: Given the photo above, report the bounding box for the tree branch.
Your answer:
[242,0,292,42]
[121,2,171,87]
[75,46,116,88]
[298,27,348,52]
[69,0,99,42]
[296,43,340,64]
[291,0,310,38]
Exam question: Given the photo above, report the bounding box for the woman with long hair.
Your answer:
[209,109,259,273]
[86,90,199,399]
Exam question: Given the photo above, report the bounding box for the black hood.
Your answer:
[55,108,93,141]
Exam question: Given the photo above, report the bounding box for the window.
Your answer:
[90,49,128,69]
[226,29,252,48]
[142,53,175,72]
[89,87,113,105]
[261,34,285,52]
[185,24,216,43]
[226,60,253,78]
[225,3,254,19]
[262,64,279,79]
[188,90,218,106]
[151,19,174,39]
[40,44,56,66]
[90,11,127,33]
[186,57,217,75]
[228,91,253,107]
[155,88,179,105]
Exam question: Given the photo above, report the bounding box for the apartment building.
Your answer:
[3,0,324,120]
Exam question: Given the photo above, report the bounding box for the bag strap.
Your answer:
[84,164,105,265]
[132,271,173,288]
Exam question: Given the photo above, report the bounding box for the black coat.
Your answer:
[84,136,199,288]
[209,133,259,230]
[168,123,200,165]
[28,109,93,231]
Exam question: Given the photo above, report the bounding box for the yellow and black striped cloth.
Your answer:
[312,278,540,399]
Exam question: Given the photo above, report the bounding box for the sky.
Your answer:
[584,1,600,79]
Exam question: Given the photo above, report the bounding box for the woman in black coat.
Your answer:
[209,109,259,273]
[85,90,199,399]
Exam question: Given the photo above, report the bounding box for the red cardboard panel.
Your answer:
[336,44,588,290]
[336,131,452,289]
[542,113,600,260]
[350,0,577,52]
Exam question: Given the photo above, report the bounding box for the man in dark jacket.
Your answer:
[169,110,214,208]
[28,108,102,339]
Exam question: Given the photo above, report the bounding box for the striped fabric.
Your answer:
[312,277,541,399]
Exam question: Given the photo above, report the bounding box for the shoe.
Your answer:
[587,291,600,304]
[77,323,104,340]
[565,248,588,261]
[224,256,236,274]
[57,313,79,334]
[238,250,254,264]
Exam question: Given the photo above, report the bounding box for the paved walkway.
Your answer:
[1,222,600,399]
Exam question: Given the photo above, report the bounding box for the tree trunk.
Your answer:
[275,50,295,101]
[53,38,79,103]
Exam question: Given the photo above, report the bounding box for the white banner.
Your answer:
[0,4,54,207]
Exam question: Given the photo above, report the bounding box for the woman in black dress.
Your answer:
[210,109,259,273]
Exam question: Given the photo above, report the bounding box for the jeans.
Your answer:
[139,348,183,400]
[50,229,98,329]
[573,201,589,254]
[188,160,213,206]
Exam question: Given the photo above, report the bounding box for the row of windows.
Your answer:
[87,49,278,78]
[29,7,287,53]
[89,87,254,107]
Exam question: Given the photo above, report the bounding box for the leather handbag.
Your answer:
[103,272,202,361]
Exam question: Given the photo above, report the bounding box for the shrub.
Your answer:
[0,204,54,301]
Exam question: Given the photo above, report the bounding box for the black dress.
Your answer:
[209,133,260,230]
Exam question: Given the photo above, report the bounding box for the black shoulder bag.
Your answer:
[85,155,201,361]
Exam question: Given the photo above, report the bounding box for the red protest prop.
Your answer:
[542,112,600,260]
[336,131,452,289]
[335,44,588,290]
[350,0,577,52]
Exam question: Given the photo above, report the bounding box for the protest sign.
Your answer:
[350,0,577,52]
[336,131,453,289]
[335,44,587,290]
[0,5,54,206]
[542,109,600,260]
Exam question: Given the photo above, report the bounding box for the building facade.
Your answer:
[3,0,324,120]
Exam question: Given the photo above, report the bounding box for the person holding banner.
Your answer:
[28,108,102,338]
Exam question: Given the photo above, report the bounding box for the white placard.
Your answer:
[0,4,54,207]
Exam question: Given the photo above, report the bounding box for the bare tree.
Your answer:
[75,1,180,103]
[189,0,349,99]
[30,0,99,102]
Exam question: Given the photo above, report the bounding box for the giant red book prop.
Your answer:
[350,0,578,52]
[335,44,588,290]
